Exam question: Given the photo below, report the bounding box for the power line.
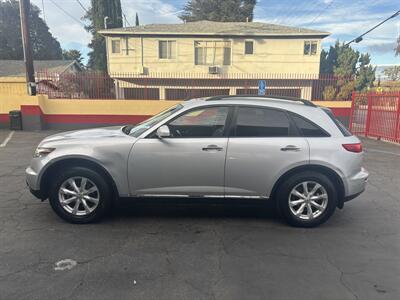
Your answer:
[48,0,86,27]
[122,12,131,27]
[282,1,325,26]
[307,0,336,25]
[75,0,89,13]
[346,9,400,46]
[41,0,46,22]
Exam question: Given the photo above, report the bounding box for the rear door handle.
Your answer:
[281,145,301,152]
[202,145,223,151]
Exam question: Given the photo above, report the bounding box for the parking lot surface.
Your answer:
[0,129,399,300]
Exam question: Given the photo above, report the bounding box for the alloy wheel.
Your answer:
[288,181,328,220]
[58,177,100,216]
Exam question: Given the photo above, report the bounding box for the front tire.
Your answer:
[48,167,113,224]
[276,171,338,227]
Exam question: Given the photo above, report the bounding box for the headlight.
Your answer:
[34,147,55,158]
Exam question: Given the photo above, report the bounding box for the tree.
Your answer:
[135,12,139,26]
[0,0,62,60]
[62,49,84,68]
[396,36,400,56]
[320,41,375,100]
[84,0,123,71]
[383,66,400,81]
[179,0,257,23]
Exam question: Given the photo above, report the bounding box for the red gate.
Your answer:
[350,92,400,144]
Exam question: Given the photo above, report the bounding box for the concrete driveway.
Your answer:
[0,129,399,300]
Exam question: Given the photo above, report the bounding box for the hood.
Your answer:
[41,126,127,145]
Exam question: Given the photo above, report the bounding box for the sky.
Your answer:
[30,0,400,65]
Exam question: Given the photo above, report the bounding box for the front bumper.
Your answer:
[345,167,369,200]
[26,166,46,199]
[26,166,39,190]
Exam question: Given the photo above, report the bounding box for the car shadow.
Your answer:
[112,198,281,222]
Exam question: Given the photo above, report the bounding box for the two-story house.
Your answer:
[99,21,330,100]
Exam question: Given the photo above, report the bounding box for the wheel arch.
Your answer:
[270,164,346,208]
[39,157,119,200]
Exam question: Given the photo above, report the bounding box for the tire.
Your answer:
[276,171,338,228]
[48,166,113,224]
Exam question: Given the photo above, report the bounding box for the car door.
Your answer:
[128,105,231,197]
[225,106,309,198]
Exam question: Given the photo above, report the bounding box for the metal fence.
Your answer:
[350,92,400,143]
[35,71,354,101]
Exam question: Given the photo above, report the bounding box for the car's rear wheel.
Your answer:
[48,167,112,223]
[276,171,338,227]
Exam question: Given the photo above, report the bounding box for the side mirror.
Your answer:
[156,125,170,138]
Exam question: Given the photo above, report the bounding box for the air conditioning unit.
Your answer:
[208,66,219,74]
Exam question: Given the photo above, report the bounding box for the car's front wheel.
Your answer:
[48,167,113,223]
[277,171,338,227]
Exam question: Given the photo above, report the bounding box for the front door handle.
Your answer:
[281,145,301,152]
[202,145,223,151]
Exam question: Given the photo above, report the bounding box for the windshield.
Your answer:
[123,104,183,137]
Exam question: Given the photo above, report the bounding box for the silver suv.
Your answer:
[26,96,368,227]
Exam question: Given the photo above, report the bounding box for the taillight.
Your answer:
[342,143,362,153]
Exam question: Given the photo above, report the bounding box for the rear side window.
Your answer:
[289,113,330,137]
[323,108,352,137]
[233,107,293,137]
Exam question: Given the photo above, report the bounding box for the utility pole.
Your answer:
[19,0,36,95]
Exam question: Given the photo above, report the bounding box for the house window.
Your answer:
[304,41,318,55]
[194,41,231,66]
[111,39,121,54]
[245,41,254,55]
[159,40,176,59]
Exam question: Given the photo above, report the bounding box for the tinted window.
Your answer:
[290,113,329,137]
[234,107,291,137]
[323,108,352,136]
[168,106,229,137]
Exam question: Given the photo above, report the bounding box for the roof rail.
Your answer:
[204,95,316,107]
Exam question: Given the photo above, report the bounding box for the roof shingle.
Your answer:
[0,60,79,77]
[99,20,329,37]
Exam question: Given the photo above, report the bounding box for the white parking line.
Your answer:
[0,131,15,148]
[366,148,400,157]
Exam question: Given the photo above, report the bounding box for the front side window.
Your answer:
[111,39,121,54]
[167,106,229,138]
[304,41,317,55]
[245,41,254,55]
[234,107,292,137]
[159,40,176,59]
[194,41,231,65]
[126,104,183,137]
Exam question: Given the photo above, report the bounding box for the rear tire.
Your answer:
[48,167,113,224]
[276,171,338,227]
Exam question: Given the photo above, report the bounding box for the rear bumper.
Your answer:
[345,167,369,200]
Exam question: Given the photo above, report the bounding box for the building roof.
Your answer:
[0,60,81,77]
[99,20,330,37]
